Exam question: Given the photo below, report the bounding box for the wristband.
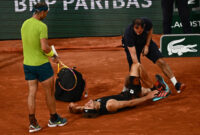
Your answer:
[45,49,54,57]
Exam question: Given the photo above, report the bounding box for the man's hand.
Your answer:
[128,46,139,63]
[69,102,84,114]
[69,103,78,113]
[146,90,159,100]
[51,55,59,63]
[142,45,149,56]
[143,28,152,56]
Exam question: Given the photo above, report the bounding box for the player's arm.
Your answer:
[40,38,51,54]
[146,28,153,47]
[69,102,84,114]
[143,28,153,55]
[138,64,154,88]
[40,24,51,54]
[40,24,57,60]
[128,46,139,63]
[106,90,158,112]
[106,98,149,112]
[41,38,59,63]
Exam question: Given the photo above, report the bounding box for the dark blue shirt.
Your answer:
[123,18,153,47]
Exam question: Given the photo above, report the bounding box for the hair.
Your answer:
[82,109,99,118]
[32,2,48,14]
[132,18,145,29]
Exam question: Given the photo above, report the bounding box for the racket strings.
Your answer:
[57,63,78,91]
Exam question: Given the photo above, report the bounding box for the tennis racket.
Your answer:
[51,45,88,97]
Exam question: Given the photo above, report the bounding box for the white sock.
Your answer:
[170,77,177,86]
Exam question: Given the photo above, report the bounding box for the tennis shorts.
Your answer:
[23,62,54,82]
[146,42,163,63]
[123,41,163,70]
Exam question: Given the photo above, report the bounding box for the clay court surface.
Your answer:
[0,35,200,135]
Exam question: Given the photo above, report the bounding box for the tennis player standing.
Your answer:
[21,2,67,133]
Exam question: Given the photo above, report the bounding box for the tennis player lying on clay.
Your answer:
[69,63,171,118]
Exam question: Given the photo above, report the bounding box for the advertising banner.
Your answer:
[0,0,162,40]
[160,34,200,57]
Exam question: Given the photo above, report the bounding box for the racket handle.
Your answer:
[51,45,65,67]
[58,60,64,66]
[57,60,69,73]
[51,45,58,56]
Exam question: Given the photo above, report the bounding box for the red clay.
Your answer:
[0,35,200,135]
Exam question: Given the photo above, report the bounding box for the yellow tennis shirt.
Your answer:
[21,17,49,66]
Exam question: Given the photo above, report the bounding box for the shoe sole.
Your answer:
[153,74,171,102]
[48,121,67,128]
[155,74,170,93]
[29,127,41,133]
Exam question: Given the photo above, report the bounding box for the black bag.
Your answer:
[55,66,86,102]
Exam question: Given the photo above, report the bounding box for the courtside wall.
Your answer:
[0,0,199,40]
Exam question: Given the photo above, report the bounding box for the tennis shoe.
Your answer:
[48,115,67,127]
[153,74,171,101]
[154,74,167,91]
[29,124,41,133]
[175,82,186,93]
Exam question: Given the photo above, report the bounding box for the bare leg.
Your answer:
[156,58,186,93]
[156,58,174,79]
[129,63,140,77]
[122,63,140,92]
[138,64,154,88]
[125,63,154,89]
[28,80,38,114]
[27,80,40,127]
[41,76,56,114]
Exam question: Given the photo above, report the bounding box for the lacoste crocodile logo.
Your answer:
[167,38,197,56]
[188,0,195,4]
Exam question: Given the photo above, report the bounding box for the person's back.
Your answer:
[21,17,49,66]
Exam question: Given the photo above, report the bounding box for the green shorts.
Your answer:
[23,62,54,82]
